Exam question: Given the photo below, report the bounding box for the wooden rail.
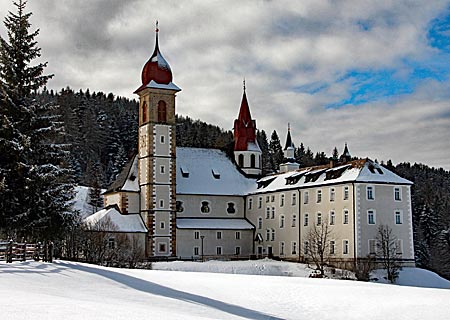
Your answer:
[0,241,52,263]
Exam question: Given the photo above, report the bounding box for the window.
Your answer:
[217,231,222,240]
[292,242,297,255]
[280,242,285,255]
[369,239,376,255]
[292,193,297,206]
[367,186,374,200]
[157,100,167,123]
[271,195,275,202]
[176,201,184,212]
[194,231,200,240]
[108,238,115,249]
[271,229,275,241]
[141,101,147,123]
[194,247,199,255]
[235,246,241,255]
[330,188,335,202]
[279,194,285,207]
[343,240,349,254]
[266,207,270,219]
[201,201,210,213]
[292,214,297,227]
[258,197,262,208]
[266,196,270,203]
[266,229,270,241]
[317,190,322,203]
[304,213,309,226]
[160,221,165,229]
[280,215,285,228]
[330,240,335,255]
[235,231,241,240]
[248,198,253,210]
[317,212,322,225]
[160,165,165,174]
[271,207,275,219]
[368,210,376,225]
[238,154,244,167]
[394,187,401,201]
[159,243,167,253]
[304,241,310,255]
[258,217,263,229]
[160,135,165,144]
[344,186,349,200]
[395,210,402,224]
[396,240,403,254]
[250,154,256,168]
[227,202,236,214]
[304,191,309,204]
[216,247,222,255]
[159,199,164,208]
[330,211,335,225]
[343,209,349,224]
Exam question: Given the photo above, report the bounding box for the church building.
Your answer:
[87,26,415,268]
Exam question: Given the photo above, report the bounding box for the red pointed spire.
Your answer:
[234,81,257,151]
[136,21,173,92]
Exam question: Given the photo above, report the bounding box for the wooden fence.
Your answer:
[0,241,51,262]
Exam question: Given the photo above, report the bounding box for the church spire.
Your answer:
[284,123,294,150]
[340,143,352,162]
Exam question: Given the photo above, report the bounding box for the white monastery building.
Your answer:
[87,27,415,268]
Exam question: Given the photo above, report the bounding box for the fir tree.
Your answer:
[0,0,74,240]
[269,130,283,172]
[257,130,270,176]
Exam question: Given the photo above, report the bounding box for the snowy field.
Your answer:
[1,260,450,320]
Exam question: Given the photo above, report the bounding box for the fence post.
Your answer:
[7,239,13,263]
[22,241,26,261]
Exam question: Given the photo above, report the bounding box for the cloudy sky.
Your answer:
[1,0,449,170]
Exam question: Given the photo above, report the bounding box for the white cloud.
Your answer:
[0,0,449,169]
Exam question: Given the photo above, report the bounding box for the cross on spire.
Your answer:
[156,20,159,33]
[243,78,246,92]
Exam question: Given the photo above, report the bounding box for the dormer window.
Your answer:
[180,166,189,178]
[176,201,184,212]
[212,168,220,179]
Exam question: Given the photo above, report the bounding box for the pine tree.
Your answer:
[332,147,339,160]
[0,0,75,240]
[257,130,270,175]
[269,130,283,172]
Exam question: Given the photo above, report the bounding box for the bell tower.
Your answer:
[233,81,262,177]
[135,22,180,257]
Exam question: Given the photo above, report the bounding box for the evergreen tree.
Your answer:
[268,130,283,172]
[257,130,270,175]
[0,0,74,240]
[332,147,339,160]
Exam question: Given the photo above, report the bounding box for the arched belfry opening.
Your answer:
[142,101,147,123]
[158,100,167,123]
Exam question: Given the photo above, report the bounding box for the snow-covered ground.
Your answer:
[1,260,449,320]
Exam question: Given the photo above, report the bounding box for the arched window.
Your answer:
[250,154,256,168]
[158,100,167,123]
[142,101,147,123]
[238,154,244,167]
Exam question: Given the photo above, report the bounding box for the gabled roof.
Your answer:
[84,205,147,233]
[176,147,256,195]
[250,159,412,194]
[104,155,139,194]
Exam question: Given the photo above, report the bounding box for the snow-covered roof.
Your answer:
[146,80,181,91]
[176,147,256,195]
[105,155,139,194]
[247,141,261,152]
[250,159,412,194]
[177,218,254,230]
[84,206,147,233]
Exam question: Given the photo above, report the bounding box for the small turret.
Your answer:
[340,143,352,163]
[280,124,300,173]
